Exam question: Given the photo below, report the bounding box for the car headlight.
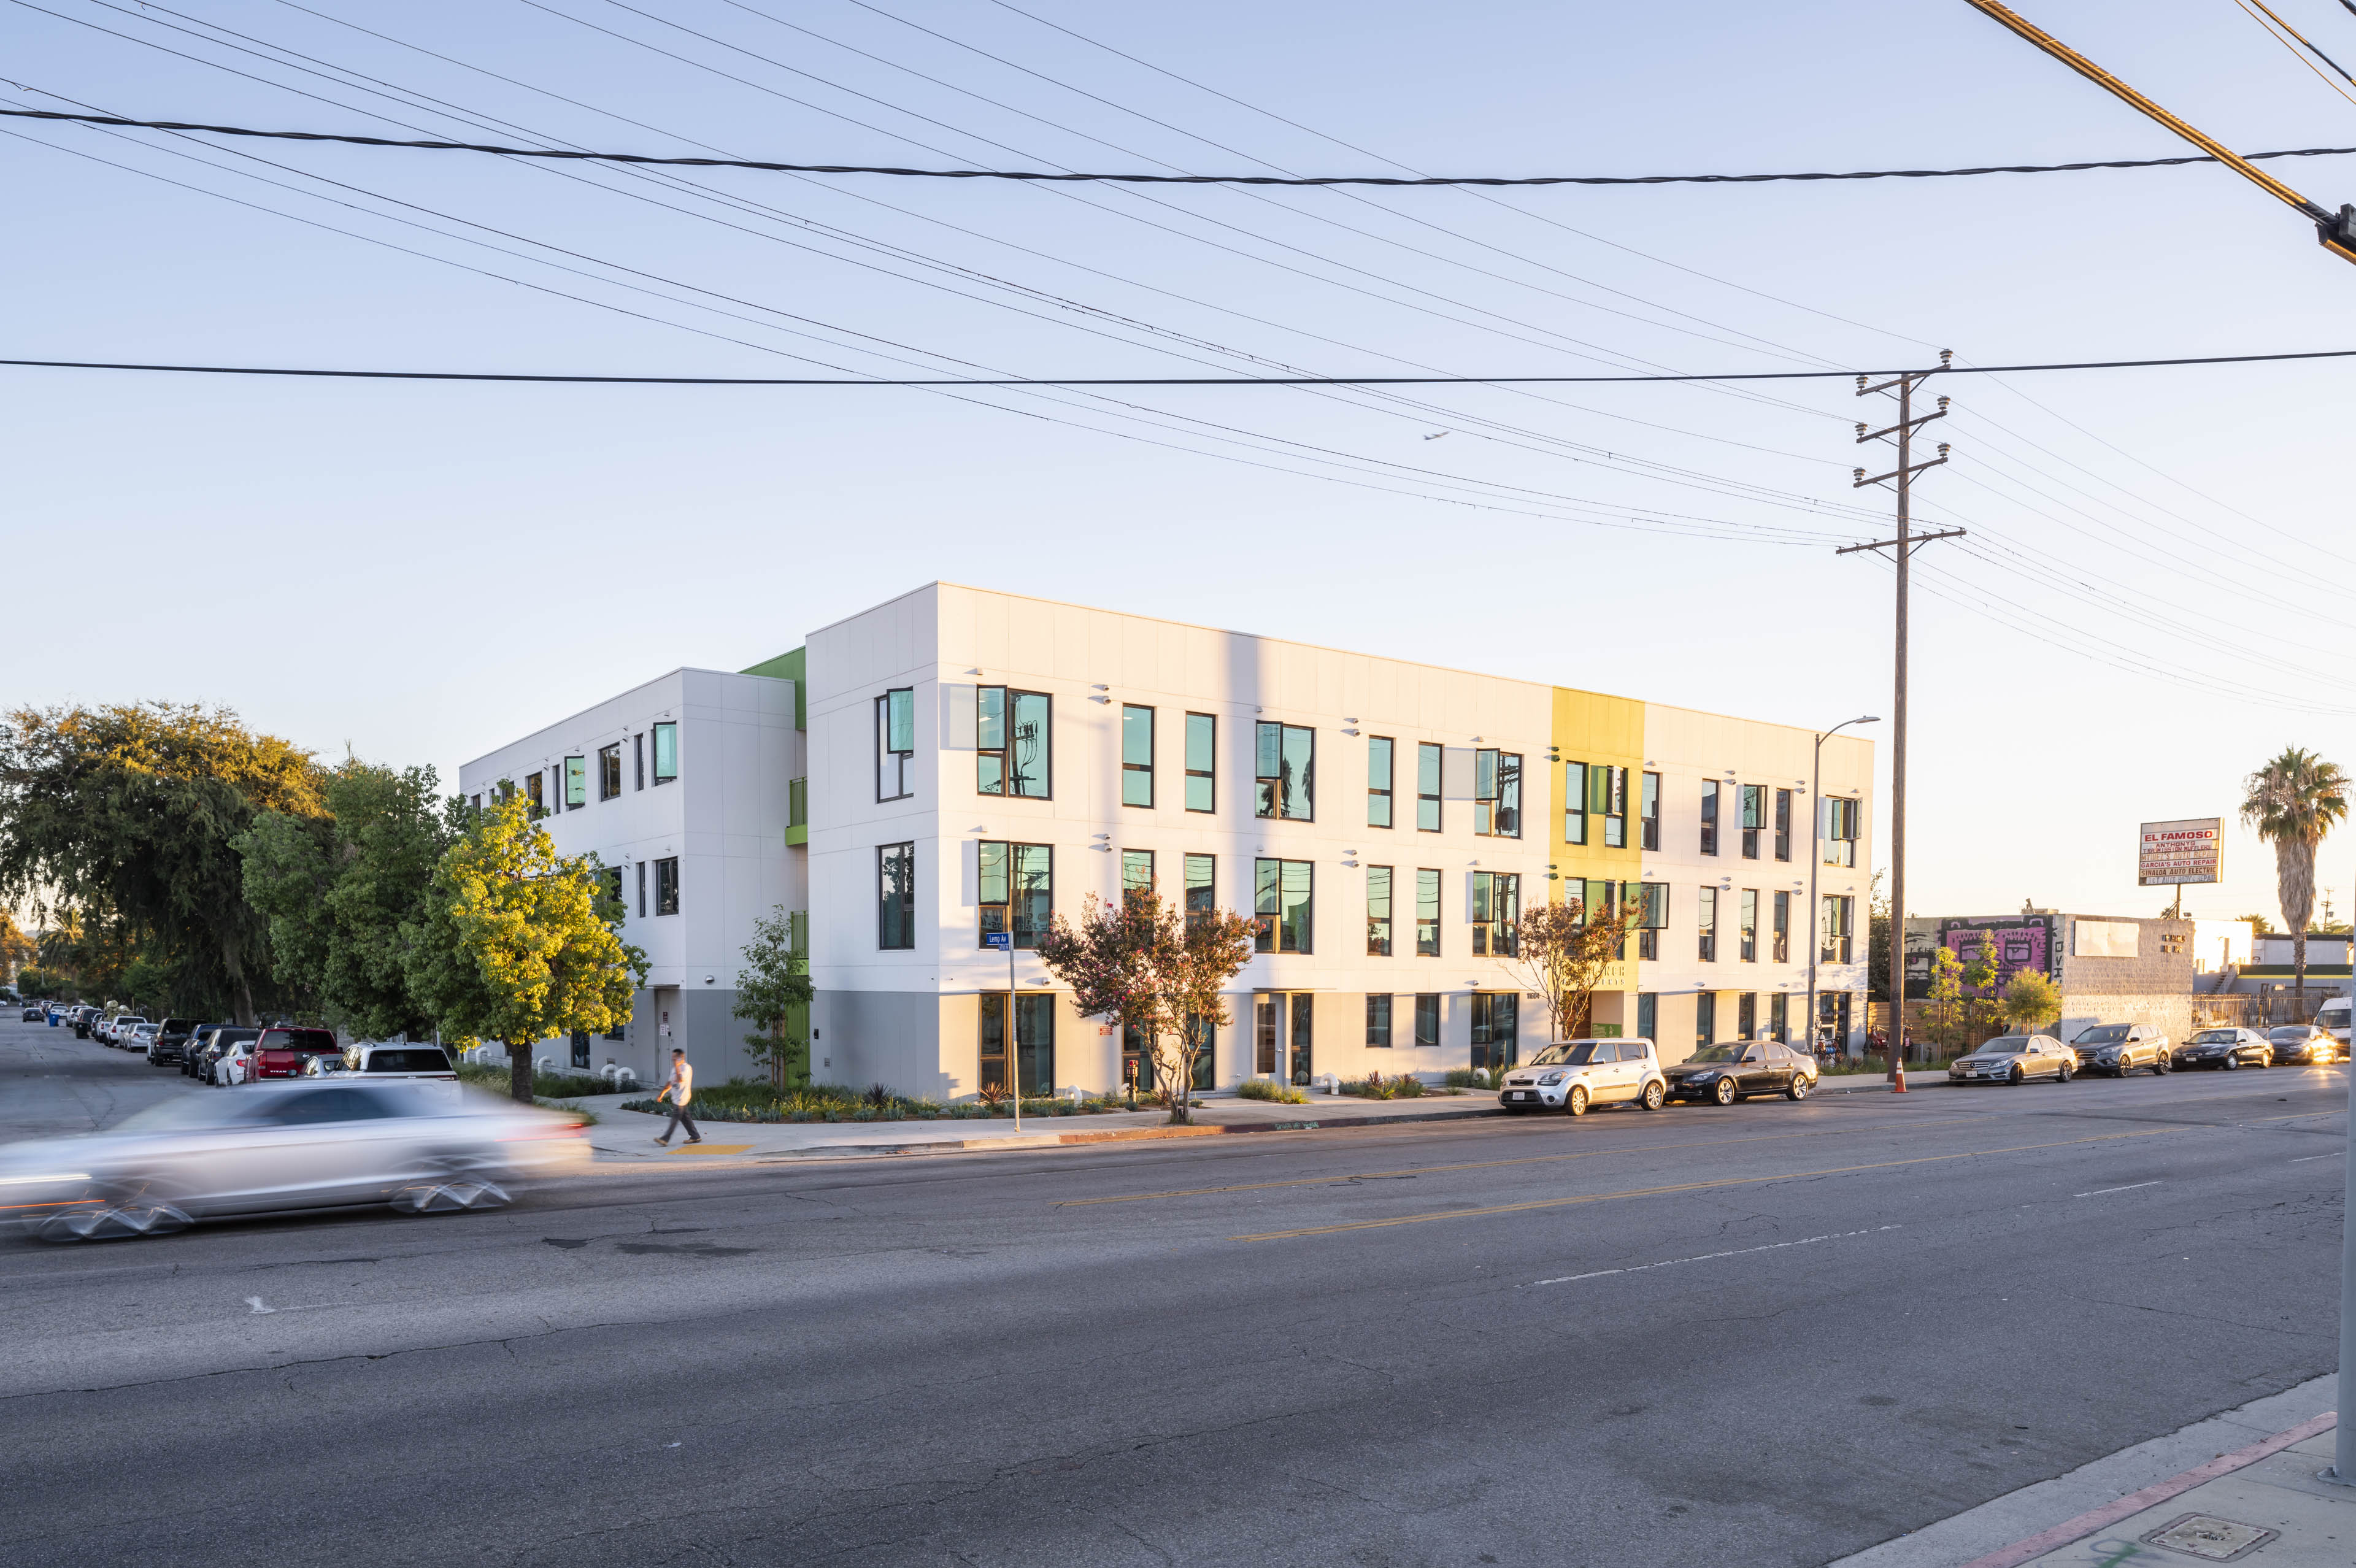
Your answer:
[1689,1069,1719,1082]
[1537,1070,1566,1086]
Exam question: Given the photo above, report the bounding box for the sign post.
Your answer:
[2138,818,2223,917]
[983,931,1017,1130]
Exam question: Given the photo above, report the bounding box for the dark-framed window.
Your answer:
[979,992,1053,1097]
[1415,867,1441,956]
[1469,993,1518,1072]
[1598,764,1626,848]
[1821,894,1855,963]
[1474,750,1521,837]
[1417,743,1442,832]
[1253,858,1313,953]
[1184,712,1215,813]
[1641,771,1661,851]
[1414,993,1440,1048]
[876,689,915,802]
[652,722,679,785]
[979,842,1053,948]
[1697,886,1718,961]
[1368,736,1395,828]
[599,866,623,917]
[1122,704,1154,808]
[1700,780,1720,856]
[1366,994,1393,1047]
[1184,853,1215,924]
[1739,889,1758,962]
[654,856,680,917]
[1122,849,1154,895]
[633,732,645,791]
[564,755,587,810]
[1366,866,1393,956]
[1774,788,1792,862]
[1637,991,1657,1042]
[1823,797,1860,867]
[1565,761,1588,845]
[1738,991,1757,1040]
[598,744,622,802]
[1772,891,1790,963]
[1637,882,1668,961]
[877,842,914,950]
[1696,991,1717,1048]
[636,859,645,919]
[1254,721,1314,820]
[977,687,1051,799]
[525,771,545,820]
[1769,992,1789,1043]
[1471,871,1520,956]
[1741,785,1765,859]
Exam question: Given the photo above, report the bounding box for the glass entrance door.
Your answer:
[1289,993,1314,1085]
[1255,997,1279,1075]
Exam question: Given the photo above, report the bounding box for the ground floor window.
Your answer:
[1818,990,1854,1051]
[1470,993,1519,1072]
[1366,994,1392,1047]
[569,1029,590,1068]
[1637,991,1657,1042]
[1414,993,1440,1048]
[1737,991,1757,1040]
[980,993,1055,1096]
[1255,994,1315,1083]
[1697,991,1718,1047]
[1769,992,1789,1042]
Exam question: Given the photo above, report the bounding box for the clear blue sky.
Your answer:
[9,0,2356,926]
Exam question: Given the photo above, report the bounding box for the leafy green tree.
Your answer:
[404,800,647,1102]
[0,909,34,986]
[1922,945,1967,1054]
[2241,747,2350,1017]
[1503,889,1644,1041]
[2000,969,2062,1035]
[0,703,323,1021]
[733,906,813,1088]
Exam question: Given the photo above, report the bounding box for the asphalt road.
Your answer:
[2,1017,2346,1568]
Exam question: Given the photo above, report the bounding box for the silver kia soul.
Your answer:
[1499,1037,1669,1116]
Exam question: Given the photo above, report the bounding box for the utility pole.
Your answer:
[1839,356,1963,1079]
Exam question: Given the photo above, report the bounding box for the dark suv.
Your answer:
[146,1017,205,1067]
[251,1026,342,1080]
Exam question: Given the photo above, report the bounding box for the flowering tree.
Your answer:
[1036,890,1254,1124]
[1502,888,1642,1040]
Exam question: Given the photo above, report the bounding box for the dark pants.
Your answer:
[660,1101,699,1143]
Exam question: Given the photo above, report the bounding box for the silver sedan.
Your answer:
[0,1080,590,1242]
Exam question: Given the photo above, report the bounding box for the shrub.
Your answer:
[1236,1076,1308,1105]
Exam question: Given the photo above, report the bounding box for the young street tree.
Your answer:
[733,906,813,1089]
[2241,747,2350,1018]
[1502,888,1642,1042]
[2000,969,2062,1036]
[1035,889,1253,1124]
[1922,945,1968,1055]
[404,800,647,1103]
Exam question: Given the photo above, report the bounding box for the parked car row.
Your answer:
[1950,1023,2347,1086]
[1496,1037,1822,1116]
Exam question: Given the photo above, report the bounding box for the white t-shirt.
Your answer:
[668,1058,693,1105]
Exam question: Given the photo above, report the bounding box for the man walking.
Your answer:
[653,1047,701,1146]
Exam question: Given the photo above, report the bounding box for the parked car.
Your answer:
[144,1018,204,1067]
[312,1043,458,1080]
[1949,1034,2074,1085]
[124,1023,158,1057]
[20,1002,44,1023]
[2069,1023,2171,1077]
[1,1078,593,1242]
[2267,1024,2344,1065]
[102,1014,147,1048]
[213,1034,260,1085]
[2175,1028,2273,1070]
[248,1025,341,1080]
[1499,1037,1668,1115]
[1664,1039,1821,1105]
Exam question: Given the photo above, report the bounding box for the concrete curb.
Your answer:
[738,1104,1512,1159]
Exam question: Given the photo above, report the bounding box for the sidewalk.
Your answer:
[1827,1374,2346,1568]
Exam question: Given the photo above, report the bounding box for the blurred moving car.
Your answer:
[1499,1037,1668,1115]
[1664,1040,1821,1105]
[2175,1028,2273,1070]
[0,1078,591,1241]
[2069,1023,2170,1077]
[2269,1024,2345,1066]
[1949,1035,2074,1085]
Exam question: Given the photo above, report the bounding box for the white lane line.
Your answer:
[1533,1225,1900,1286]
[2290,1154,2339,1163]
[244,1296,344,1315]
[2073,1180,2163,1197]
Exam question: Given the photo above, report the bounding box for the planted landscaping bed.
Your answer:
[617,1080,1140,1124]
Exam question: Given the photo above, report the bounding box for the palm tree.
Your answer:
[2241,748,2350,1020]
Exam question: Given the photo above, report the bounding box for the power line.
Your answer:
[4,105,2352,185]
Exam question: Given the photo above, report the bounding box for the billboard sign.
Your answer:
[2139,818,2222,886]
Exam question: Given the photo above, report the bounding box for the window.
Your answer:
[1367,736,1395,828]
[1738,991,1757,1040]
[1417,742,1442,832]
[1184,853,1215,924]
[1415,868,1441,956]
[598,744,622,802]
[1565,762,1587,846]
[1255,721,1314,819]
[1185,713,1216,813]
[979,842,1053,949]
[525,771,545,820]
[1823,796,1860,867]
[1772,891,1790,963]
[1769,992,1789,1043]
[977,688,1052,799]
[1698,886,1719,961]
[652,722,679,785]
[1637,882,1668,961]
[1253,859,1313,953]
[1366,994,1393,1047]
[1471,871,1520,956]
[654,856,680,917]
[1366,866,1393,956]
[564,755,587,810]
[1739,890,1758,963]
[1641,772,1661,851]
[469,793,482,813]
[1414,993,1441,1048]
[1564,762,1626,847]
[1774,788,1792,861]
[1700,781,1719,855]
[1598,765,1626,848]
[600,866,623,915]
[1821,894,1855,964]
[1637,991,1657,1043]
[877,843,914,950]
[876,689,915,802]
[979,993,1054,1097]
[634,732,645,791]
[1122,704,1154,807]
[1122,850,1154,896]
[1696,991,1717,1048]
[1469,994,1518,1072]
[1473,750,1522,837]
[1741,785,1765,859]
[636,859,645,919]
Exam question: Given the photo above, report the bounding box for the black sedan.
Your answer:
[2266,1024,2343,1066]
[1664,1041,1817,1105]
[2174,1028,2273,1070]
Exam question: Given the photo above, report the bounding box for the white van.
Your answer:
[2317,996,2350,1046]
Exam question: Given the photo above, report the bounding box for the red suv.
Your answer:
[251,1026,341,1079]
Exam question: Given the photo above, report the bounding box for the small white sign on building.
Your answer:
[2139,818,2221,886]
[2074,919,2141,959]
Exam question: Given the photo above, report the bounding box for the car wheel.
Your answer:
[1712,1077,1738,1107]
[1638,1080,1665,1112]
[391,1154,514,1216]
[2008,1066,2025,1086]
[2223,1053,2239,1070]
[2257,1051,2271,1068]
[1786,1074,1812,1102]
[34,1177,193,1243]
[2056,1061,2071,1084]
[1565,1085,1589,1118]
[2152,1055,2169,1076]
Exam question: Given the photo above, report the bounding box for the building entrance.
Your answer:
[1255,993,1316,1085]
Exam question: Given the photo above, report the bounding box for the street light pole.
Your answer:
[1807,716,1880,1062]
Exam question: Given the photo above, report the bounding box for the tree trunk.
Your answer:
[1163,1031,1189,1126]
[507,1039,534,1104]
